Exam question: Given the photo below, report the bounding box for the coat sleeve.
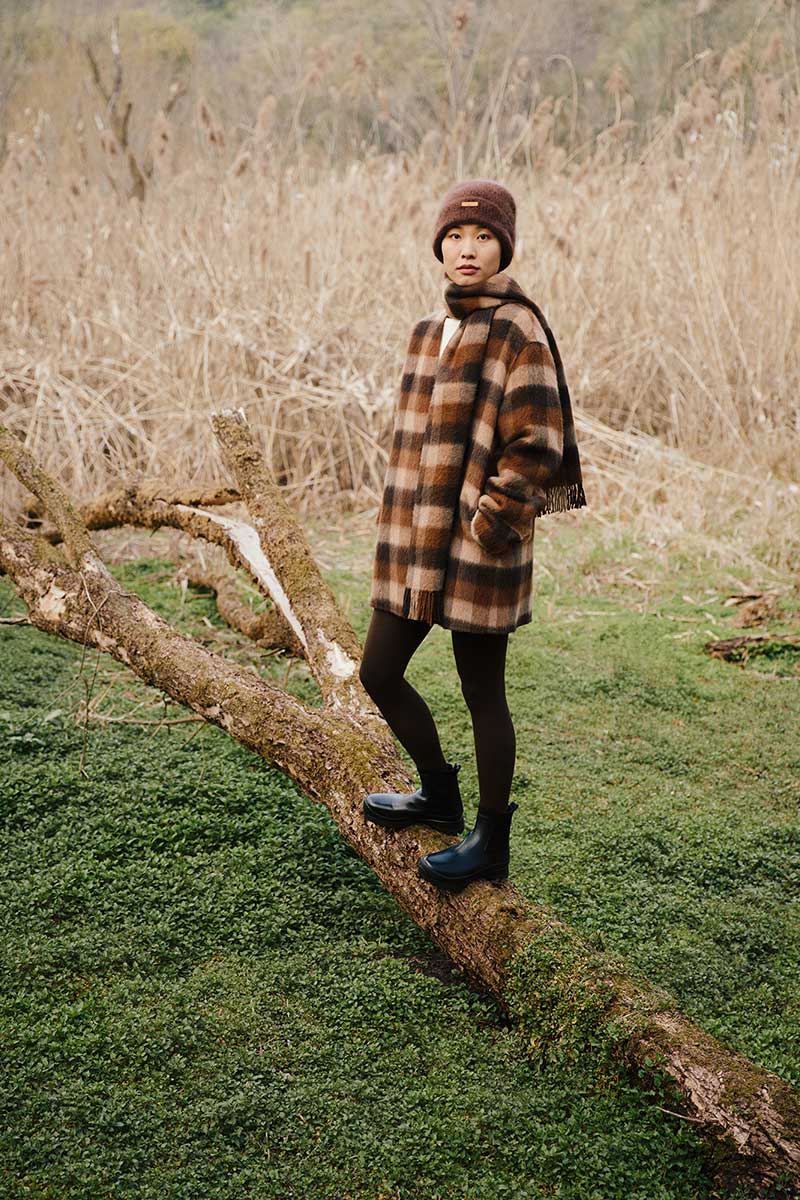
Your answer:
[470,337,564,556]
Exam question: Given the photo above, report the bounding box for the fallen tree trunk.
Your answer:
[1,417,798,1196]
[705,633,800,660]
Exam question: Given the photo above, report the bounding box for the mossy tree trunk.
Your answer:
[1,417,798,1197]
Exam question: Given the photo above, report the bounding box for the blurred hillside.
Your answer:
[1,0,794,174]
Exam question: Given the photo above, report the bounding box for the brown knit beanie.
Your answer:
[432,178,516,271]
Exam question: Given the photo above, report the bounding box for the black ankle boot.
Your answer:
[417,802,519,892]
[363,762,465,834]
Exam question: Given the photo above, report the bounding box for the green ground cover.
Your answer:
[1,523,797,1200]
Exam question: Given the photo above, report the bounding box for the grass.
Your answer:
[0,521,798,1199]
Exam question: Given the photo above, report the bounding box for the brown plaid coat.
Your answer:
[369,300,570,634]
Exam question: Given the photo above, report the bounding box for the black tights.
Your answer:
[359,608,515,815]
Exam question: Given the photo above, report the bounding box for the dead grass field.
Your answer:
[1,16,799,588]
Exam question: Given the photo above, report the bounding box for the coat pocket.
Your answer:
[470,499,532,556]
[472,490,537,552]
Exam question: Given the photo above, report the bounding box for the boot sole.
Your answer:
[417,861,509,891]
[363,805,464,835]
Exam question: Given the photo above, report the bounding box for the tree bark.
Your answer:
[705,633,800,660]
[1,417,798,1197]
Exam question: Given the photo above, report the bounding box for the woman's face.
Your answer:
[441,224,502,285]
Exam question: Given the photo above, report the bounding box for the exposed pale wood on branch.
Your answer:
[1,417,798,1196]
[26,479,301,656]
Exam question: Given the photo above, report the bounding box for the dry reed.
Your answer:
[1,62,799,586]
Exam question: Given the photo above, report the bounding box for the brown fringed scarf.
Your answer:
[403,270,585,625]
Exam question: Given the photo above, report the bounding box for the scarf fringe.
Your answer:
[541,480,587,517]
[403,586,443,625]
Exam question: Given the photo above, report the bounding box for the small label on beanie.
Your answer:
[460,200,479,206]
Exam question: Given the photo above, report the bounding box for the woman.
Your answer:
[359,178,586,893]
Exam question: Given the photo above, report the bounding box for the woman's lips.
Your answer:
[458,266,478,273]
